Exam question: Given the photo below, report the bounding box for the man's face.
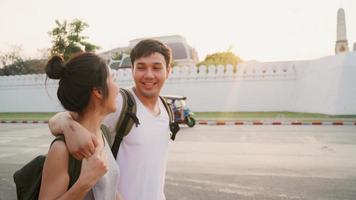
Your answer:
[132,52,171,99]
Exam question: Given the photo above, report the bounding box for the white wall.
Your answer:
[1,52,356,114]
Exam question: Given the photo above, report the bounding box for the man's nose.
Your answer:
[144,68,154,78]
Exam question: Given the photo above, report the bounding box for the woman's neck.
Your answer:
[76,109,104,138]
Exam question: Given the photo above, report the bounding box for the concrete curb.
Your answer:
[0,120,48,124]
[1,120,356,126]
[197,120,356,126]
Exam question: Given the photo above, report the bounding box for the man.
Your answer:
[49,39,173,200]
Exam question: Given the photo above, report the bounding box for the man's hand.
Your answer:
[48,112,97,159]
[65,125,98,160]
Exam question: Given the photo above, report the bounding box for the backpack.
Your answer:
[13,125,111,200]
[110,88,180,158]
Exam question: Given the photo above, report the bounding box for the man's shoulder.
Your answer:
[114,91,124,114]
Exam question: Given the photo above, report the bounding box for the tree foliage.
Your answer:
[0,19,99,76]
[48,19,100,61]
[197,51,242,67]
[0,47,46,76]
[0,57,46,75]
[0,46,22,67]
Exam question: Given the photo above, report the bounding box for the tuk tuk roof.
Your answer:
[162,95,187,100]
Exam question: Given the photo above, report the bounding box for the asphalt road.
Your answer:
[1,124,356,200]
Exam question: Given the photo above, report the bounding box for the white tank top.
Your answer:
[83,135,119,200]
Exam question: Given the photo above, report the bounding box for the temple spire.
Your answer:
[335,8,349,54]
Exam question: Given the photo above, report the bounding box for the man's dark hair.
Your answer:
[130,39,172,68]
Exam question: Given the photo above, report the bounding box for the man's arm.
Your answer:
[48,112,75,135]
[48,112,96,159]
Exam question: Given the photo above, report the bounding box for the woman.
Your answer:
[39,52,122,200]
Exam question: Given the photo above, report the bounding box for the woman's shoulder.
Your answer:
[47,138,69,163]
[39,137,71,199]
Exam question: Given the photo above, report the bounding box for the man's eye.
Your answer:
[137,66,145,70]
[154,65,162,70]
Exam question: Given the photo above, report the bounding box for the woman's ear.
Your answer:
[92,87,103,100]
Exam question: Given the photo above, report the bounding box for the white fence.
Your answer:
[1,52,356,114]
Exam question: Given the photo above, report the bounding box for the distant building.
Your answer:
[100,47,130,64]
[100,35,199,68]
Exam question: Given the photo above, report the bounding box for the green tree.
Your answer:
[0,46,22,67]
[0,57,46,76]
[197,50,242,70]
[0,47,25,75]
[0,47,46,75]
[48,19,100,61]
[23,59,46,74]
[0,59,25,75]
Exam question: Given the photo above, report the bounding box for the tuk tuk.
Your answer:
[162,95,196,127]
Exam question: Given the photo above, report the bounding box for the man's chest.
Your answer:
[123,107,170,146]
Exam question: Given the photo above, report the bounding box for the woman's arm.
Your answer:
[116,192,124,200]
[39,141,89,199]
[39,140,108,200]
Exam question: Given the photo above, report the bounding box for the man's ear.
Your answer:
[166,64,172,78]
[131,65,135,74]
[92,88,103,100]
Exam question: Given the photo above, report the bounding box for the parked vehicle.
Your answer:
[163,95,196,127]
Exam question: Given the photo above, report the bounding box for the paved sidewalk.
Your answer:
[1,124,356,200]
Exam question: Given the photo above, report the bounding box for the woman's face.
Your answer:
[103,68,119,114]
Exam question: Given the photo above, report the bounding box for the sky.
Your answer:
[0,0,355,62]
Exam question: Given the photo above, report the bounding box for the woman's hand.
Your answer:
[77,141,108,188]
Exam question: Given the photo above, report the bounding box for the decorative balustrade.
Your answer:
[0,62,300,88]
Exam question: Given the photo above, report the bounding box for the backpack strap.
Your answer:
[111,88,139,158]
[159,96,180,140]
[100,124,112,147]
[51,135,82,189]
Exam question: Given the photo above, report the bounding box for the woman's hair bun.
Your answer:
[45,55,65,79]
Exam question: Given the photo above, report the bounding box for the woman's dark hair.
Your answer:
[45,52,109,113]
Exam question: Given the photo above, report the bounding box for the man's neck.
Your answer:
[133,87,160,116]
